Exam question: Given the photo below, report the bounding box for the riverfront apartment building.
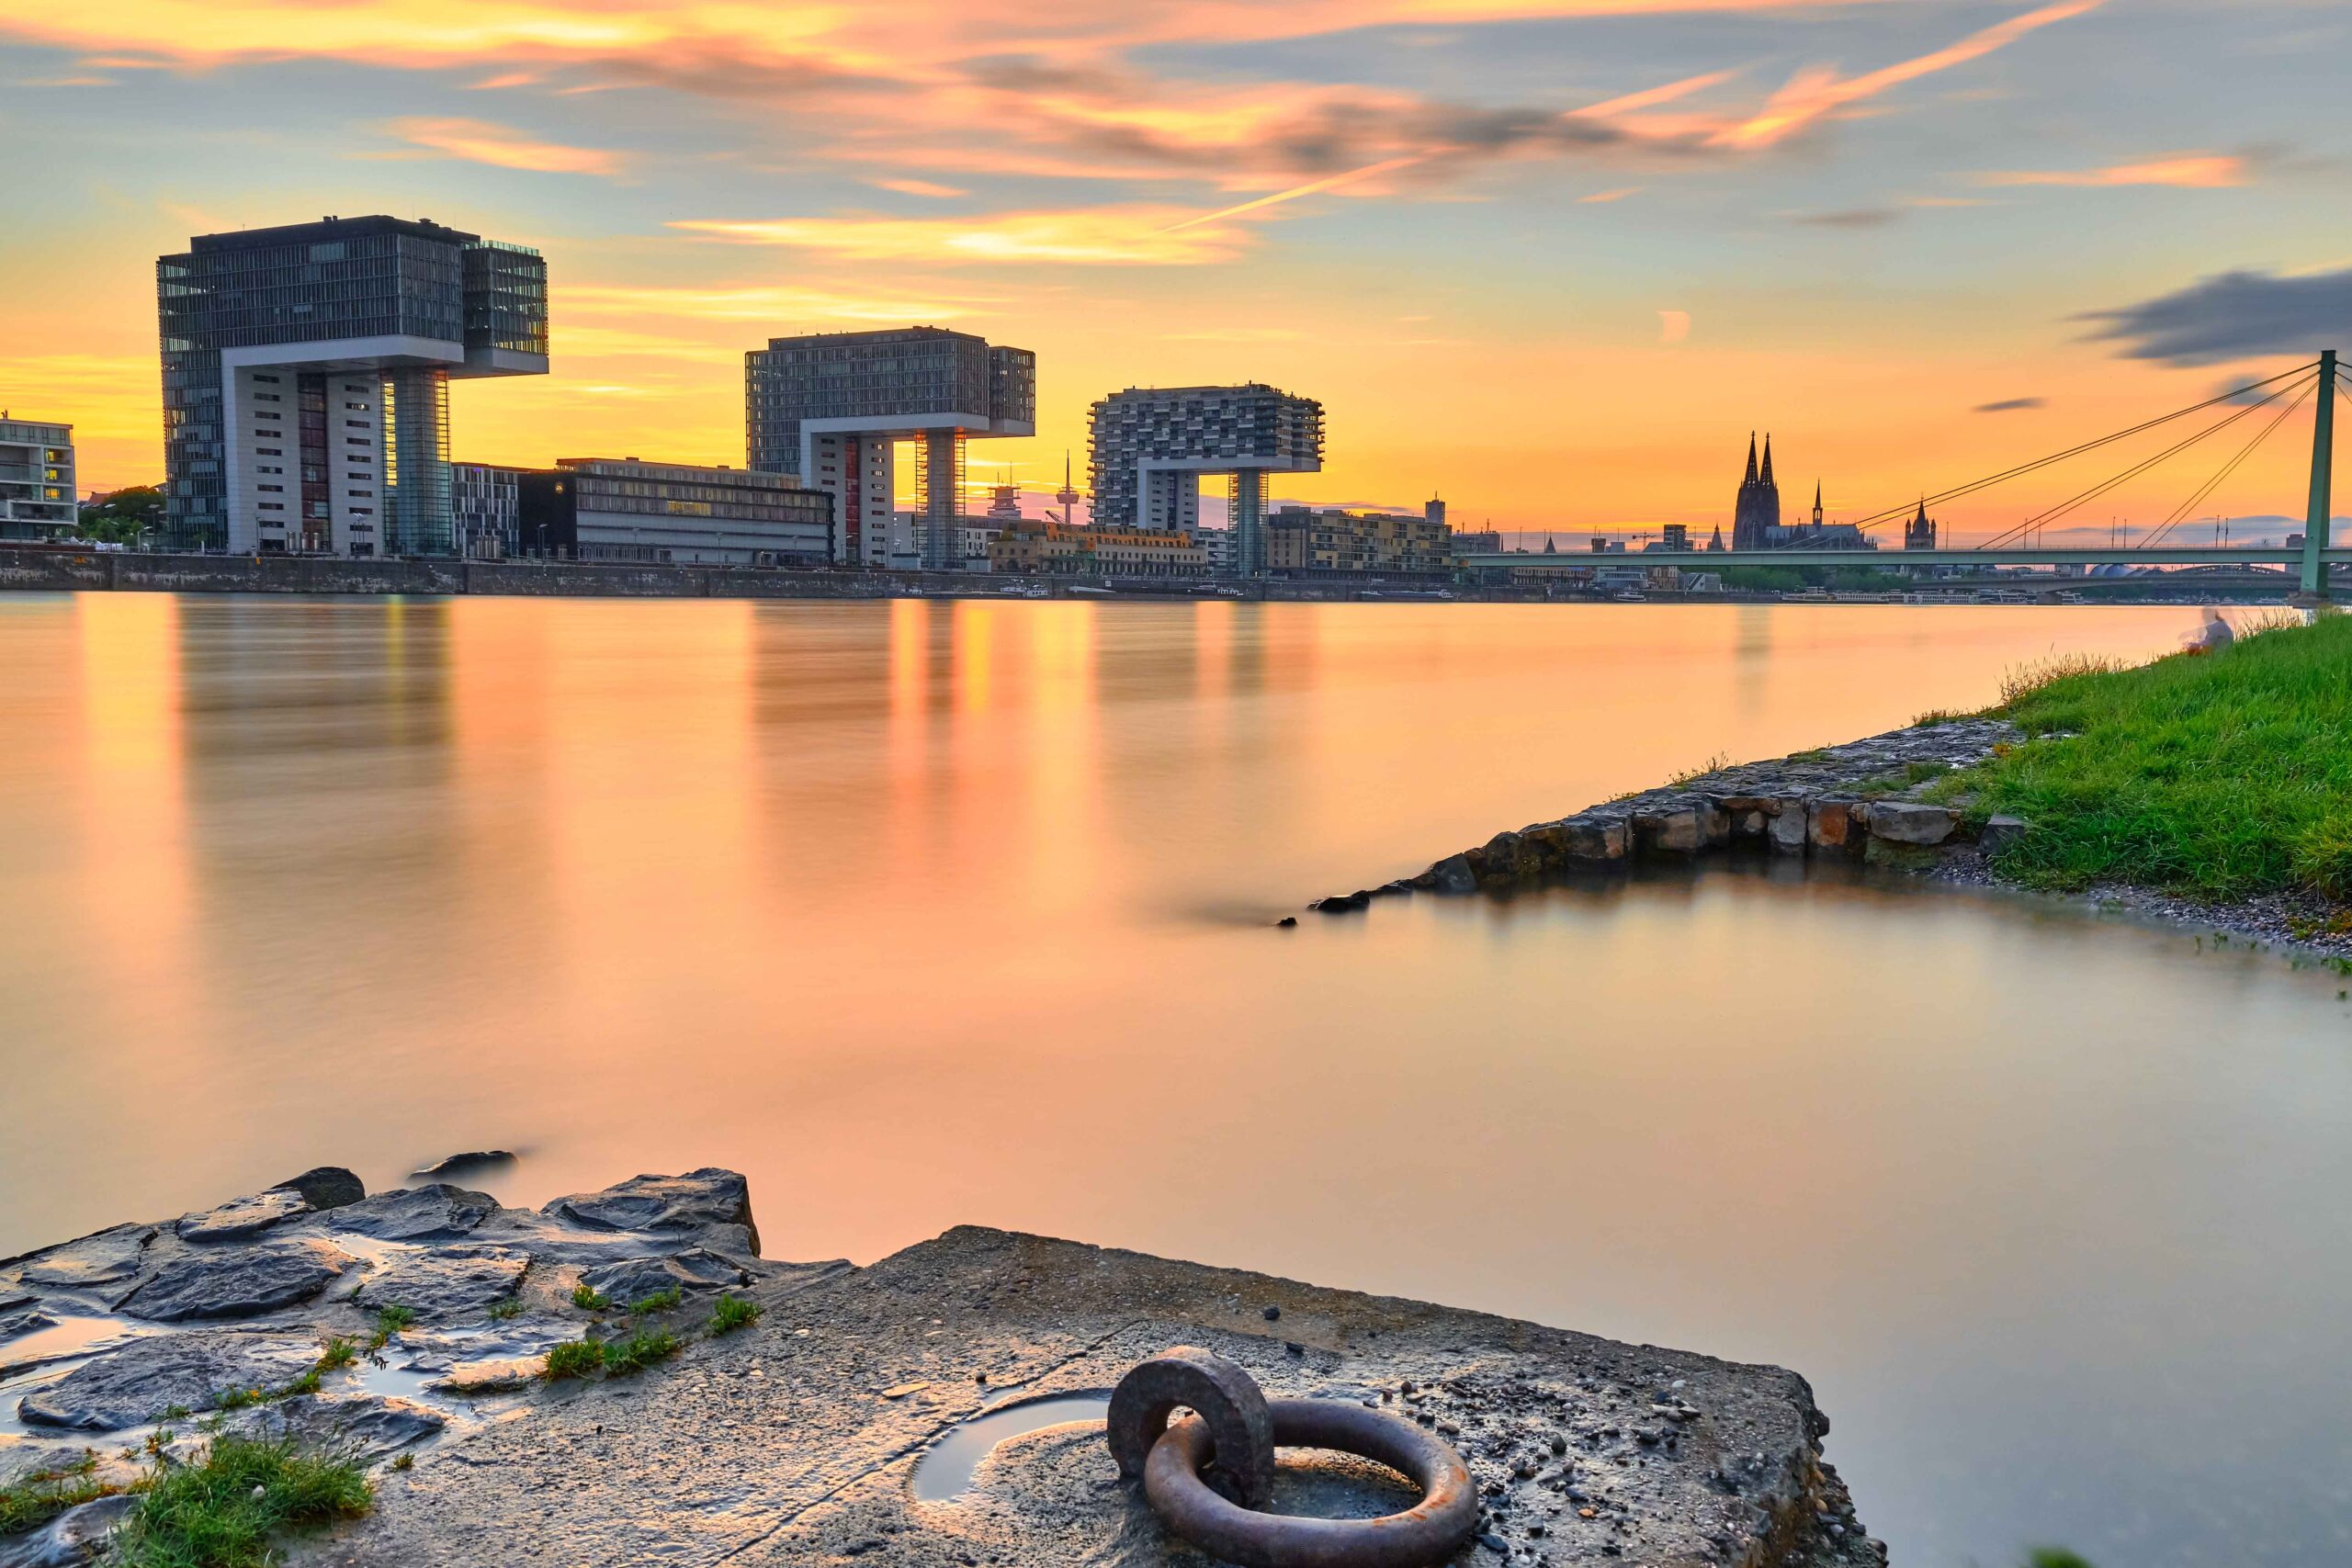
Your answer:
[451,462,524,558]
[157,216,548,555]
[745,326,1035,570]
[988,519,1206,577]
[1088,385,1323,575]
[515,459,832,566]
[0,417,75,539]
[1265,503,1454,575]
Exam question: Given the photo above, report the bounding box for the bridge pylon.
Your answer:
[2302,347,2338,600]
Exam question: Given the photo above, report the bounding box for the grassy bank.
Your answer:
[1941,614,2352,904]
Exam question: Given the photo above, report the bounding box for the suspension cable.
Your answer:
[2137,378,2317,550]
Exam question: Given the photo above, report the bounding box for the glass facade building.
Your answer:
[743,327,1035,569]
[157,215,548,554]
[1088,385,1324,575]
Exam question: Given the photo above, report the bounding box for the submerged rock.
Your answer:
[0,1492,138,1568]
[16,1330,317,1429]
[356,1245,529,1322]
[411,1152,517,1181]
[119,1237,356,1323]
[272,1168,367,1212]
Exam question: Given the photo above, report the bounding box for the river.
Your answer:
[1,593,2346,1567]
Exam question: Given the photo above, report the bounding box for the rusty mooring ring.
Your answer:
[1106,1347,1275,1508]
[1111,1355,1478,1568]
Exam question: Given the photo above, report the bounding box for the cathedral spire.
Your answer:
[1814,481,1824,527]
[1744,433,1758,486]
[1759,434,1775,487]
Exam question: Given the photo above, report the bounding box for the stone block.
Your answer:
[1866,801,1956,846]
[1806,799,1862,854]
[1554,815,1628,862]
[1769,797,1810,853]
[1979,815,2030,857]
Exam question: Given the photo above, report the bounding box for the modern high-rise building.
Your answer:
[0,417,75,540]
[1088,385,1323,575]
[744,326,1035,570]
[157,216,548,555]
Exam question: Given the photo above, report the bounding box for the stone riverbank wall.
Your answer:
[1313,718,2023,912]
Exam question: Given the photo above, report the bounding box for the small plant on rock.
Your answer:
[603,1327,680,1375]
[570,1283,609,1312]
[315,1336,358,1372]
[707,1293,762,1336]
[488,1296,525,1321]
[0,1451,117,1538]
[109,1435,369,1568]
[367,1303,417,1351]
[543,1338,606,1381]
[629,1285,684,1315]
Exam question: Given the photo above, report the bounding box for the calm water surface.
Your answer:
[3,595,2347,1567]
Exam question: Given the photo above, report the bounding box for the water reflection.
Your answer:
[1,597,2344,1568]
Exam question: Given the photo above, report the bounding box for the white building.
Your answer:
[0,417,75,539]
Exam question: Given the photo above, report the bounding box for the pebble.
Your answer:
[1261,1305,1281,1321]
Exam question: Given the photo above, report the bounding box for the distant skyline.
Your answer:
[4,0,2348,542]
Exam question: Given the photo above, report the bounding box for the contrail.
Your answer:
[1159,156,1425,233]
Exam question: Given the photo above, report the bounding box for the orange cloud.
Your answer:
[867,176,968,197]
[669,207,1250,265]
[562,283,999,322]
[1579,186,1640,203]
[389,117,625,175]
[1160,156,1424,232]
[1977,153,2246,188]
[1713,0,2103,149]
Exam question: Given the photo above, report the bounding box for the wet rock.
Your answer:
[1553,815,1629,863]
[325,1186,497,1244]
[541,1168,762,1257]
[228,1392,447,1461]
[1,1308,58,1341]
[1275,916,1296,928]
[1311,891,1370,913]
[411,1152,516,1182]
[119,1237,356,1324]
[272,1168,367,1213]
[13,1225,154,1291]
[1867,801,1956,846]
[578,1248,750,1307]
[0,1493,138,1568]
[1430,854,1477,893]
[1980,814,2030,856]
[16,1330,317,1429]
[1768,797,1810,853]
[356,1245,530,1321]
[1806,799,1860,854]
[178,1188,312,1244]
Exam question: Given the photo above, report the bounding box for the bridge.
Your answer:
[1462,350,2347,596]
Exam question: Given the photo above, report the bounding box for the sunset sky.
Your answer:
[4,0,2347,543]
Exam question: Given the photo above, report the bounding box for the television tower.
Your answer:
[1052,451,1082,525]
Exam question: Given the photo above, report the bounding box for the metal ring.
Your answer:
[1142,1398,1479,1568]
[1105,1348,1276,1509]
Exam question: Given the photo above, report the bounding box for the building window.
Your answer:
[255,392,281,402]
[350,507,374,516]
[258,483,284,492]
[346,490,373,498]
[345,420,368,430]
[259,502,285,511]
[256,447,282,457]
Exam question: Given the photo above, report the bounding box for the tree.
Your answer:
[76,484,164,546]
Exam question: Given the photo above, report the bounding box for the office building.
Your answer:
[1089,384,1323,575]
[0,417,75,539]
[157,215,548,555]
[1264,505,1453,575]
[515,458,831,566]
[451,463,523,558]
[744,326,1035,570]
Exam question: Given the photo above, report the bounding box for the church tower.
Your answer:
[1733,432,1781,550]
[1811,481,1824,532]
[1904,499,1937,551]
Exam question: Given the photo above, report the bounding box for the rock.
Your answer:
[578,1249,750,1307]
[272,1168,367,1212]
[1430,854,1477,894]
[231,1392,447,1460]
[1635,805,1719,854]
[1275,916,1296,928]
[1806,799,1860,855]
[1,1308,57,1341]
[356,1245,531,1321]
[410,1152,516,1181]
[1866,801,1956,846]
[1980,814,2030,856]
[119,1237,356,1323]
[541,1169,762,1257]
[16,1330,317,1429]
[0,1493,138,1568]
[325,1186,498,1244]
[1310,891,1369,913]
[13,1225,155,1291]
[1479,829,1550,880]
[1553,816,1629,863]
[178,1188,312,1243]
[1769,798,1810,854]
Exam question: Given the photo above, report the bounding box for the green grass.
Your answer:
[1948,615,2352,902]
[542,1338,607,1380]
[628,1285,683,1314]
[570,1283,609,1312]
[365,1303,416,1351]
[603,1327,680,1375]
[314,1337,358,1372]
[707,1293,761,1335]
[108,1437,369,1568]
[0,1450,118,1537]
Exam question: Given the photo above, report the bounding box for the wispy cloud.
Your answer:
[867,176,968,198]
[1977,153,2247,188]
[1578,187,1640,204]
[671,207,1249,265]
[1713,0,2103,149]
[562,284,999,322]
[387,117,625,175]
[1973,397,2046,413]
[2081,266,2352,366]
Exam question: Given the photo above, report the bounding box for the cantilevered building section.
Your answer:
[157,216,548,555]
[1089,385,1323,575]
[744,326,1035,570]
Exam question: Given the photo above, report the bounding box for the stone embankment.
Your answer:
[1311,718,2019,912]
[3,1168,1881,1567]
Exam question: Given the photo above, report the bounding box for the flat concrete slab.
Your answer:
[288,1227,1878,1567]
